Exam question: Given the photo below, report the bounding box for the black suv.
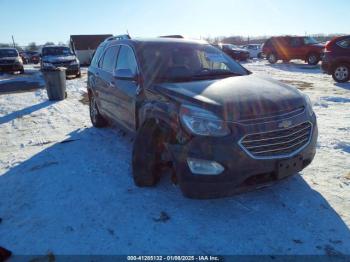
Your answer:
[88,37,318,199]
[0,48,24,74]
[322,35,350,83]
[41,46,81,77]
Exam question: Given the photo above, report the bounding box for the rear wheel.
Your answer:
[89,92,107,127]
[332,64,350,83]
[307,53,320,65]
[257,52,263,59]
[132,120,174,187]
[19,68,24,74]
[267,53,277,64]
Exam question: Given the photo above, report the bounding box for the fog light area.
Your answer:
[187,158,225,175]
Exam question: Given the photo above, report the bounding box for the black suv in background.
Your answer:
[41,46,81,77]
[322,35,350,83]
[0,48,24,74]
[214,43,250,61]
[87,37,317,199]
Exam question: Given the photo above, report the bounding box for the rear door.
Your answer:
[110,45,140,131]
[289,37,305,59]
[97,45,120,120]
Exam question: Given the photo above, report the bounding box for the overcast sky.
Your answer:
[0,0,349,46]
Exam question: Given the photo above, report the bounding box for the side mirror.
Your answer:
[114,69,138,81]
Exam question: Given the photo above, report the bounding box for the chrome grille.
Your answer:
[240,122,312,159]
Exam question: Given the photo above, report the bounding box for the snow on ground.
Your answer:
[0,62,349,257]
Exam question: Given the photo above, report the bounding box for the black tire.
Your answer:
[307,53,320,65]
[76,70,81,78]
[332,63,350,83]
[19,68,24,74]
[267,53,278,64]
[89,92,107,127]
[132,120,172,187]
[257,52,263,59]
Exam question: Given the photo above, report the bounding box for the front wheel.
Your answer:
[89,93,107,127]
[307,53,320,65]
[19,68,25,74]
[267,53,277,64]
[132,121,174,187]
[332,64,350,83]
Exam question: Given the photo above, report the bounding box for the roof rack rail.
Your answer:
[104,34,131,42]
[159,35,184,39]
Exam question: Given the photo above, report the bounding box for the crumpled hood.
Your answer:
[42,55,76,63]
[154,75,306,121]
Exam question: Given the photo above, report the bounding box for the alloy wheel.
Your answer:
[335,66,349,81]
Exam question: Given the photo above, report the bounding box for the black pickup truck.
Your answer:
[87,37,318,199]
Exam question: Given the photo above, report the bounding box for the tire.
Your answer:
[132,120,173,187]
[267,53,278,64]
[19,68,24,74]
[332,63,350,83]
[257,52,263,59]
[307,53,320,65]
[89,92,107,127]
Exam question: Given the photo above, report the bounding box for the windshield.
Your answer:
[138,43,248,83]
[304,37,319,45]
[0,49,18,58]
[42,47,73,56]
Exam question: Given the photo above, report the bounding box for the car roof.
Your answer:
[103,37,208,48]
[0,48,17,50]
[42,45,69,49]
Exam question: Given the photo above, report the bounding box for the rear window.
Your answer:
[337,38,350,48]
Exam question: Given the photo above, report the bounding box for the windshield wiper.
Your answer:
[192,71,241,79]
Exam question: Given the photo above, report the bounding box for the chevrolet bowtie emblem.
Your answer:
[278,120,292,129]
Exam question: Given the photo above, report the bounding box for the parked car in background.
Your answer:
[87,37,318,199]
[0,48,24,74]
[41,46,81,77]
[214,43,250,61]
[262,36,325,65]
[242,44,263,58]
[28,51,40,64]
[322,35,350,83]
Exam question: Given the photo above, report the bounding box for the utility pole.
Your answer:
[11,35,16,48]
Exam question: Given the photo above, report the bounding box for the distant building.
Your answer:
[70,34,112,66]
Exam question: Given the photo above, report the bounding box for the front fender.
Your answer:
[138,101,179,131]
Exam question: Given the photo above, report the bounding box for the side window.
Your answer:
[290,38,301,47]
[91,46,104,67]
[101,46,119,72]
[337,38,350,49]
[116,46,138,75]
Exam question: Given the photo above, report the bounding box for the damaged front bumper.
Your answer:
[168,113,318,199]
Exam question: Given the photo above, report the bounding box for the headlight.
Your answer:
[16,57,23,64]
[303,94,314,116]
[180,105,230,137]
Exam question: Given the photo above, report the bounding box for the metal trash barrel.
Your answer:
[42,67,67,101]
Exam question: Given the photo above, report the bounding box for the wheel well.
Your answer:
[331,61,350,71]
